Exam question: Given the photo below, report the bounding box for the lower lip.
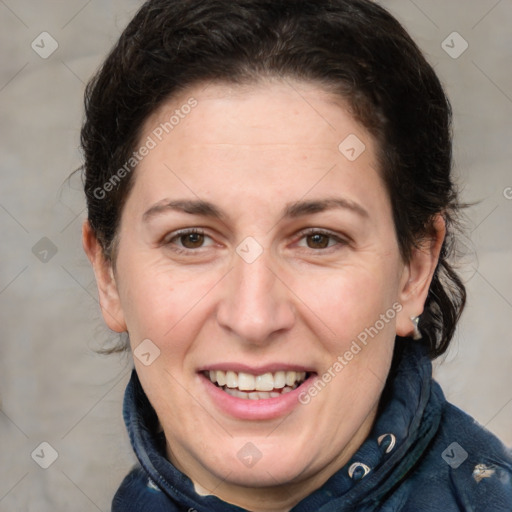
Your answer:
[199,373,315,421]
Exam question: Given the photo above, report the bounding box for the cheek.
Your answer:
[291,263,400,346]
[116,254,220,352]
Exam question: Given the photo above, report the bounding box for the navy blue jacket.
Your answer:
[112,342,512,511]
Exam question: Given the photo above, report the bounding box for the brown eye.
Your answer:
[180,232,205,248]
[306,233,331,249]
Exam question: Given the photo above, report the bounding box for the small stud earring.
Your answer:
[410,316,422,340]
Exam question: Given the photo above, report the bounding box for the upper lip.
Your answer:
[197,363,316,374]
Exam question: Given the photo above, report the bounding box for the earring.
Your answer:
[410,316,422,340]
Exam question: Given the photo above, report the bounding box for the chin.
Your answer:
[203,440,317,488]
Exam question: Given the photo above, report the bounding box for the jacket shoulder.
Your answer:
[112,466,181,512]
[402,400,512,511]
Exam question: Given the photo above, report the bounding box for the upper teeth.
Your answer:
[207,370,307,392]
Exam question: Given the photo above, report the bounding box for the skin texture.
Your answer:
[83,80,444,512]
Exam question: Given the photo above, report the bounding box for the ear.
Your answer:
[82,221,127,333]
[396,214,445,338]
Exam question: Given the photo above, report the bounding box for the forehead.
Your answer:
[144,79,362,147]
[130,80,387,216]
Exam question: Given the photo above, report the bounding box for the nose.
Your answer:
[216,251,296,346]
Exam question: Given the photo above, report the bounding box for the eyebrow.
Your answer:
[283,198,369,219]
[143,199,224,222]
[142,197,368,222]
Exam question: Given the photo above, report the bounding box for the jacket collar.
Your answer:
[122,340,445,511]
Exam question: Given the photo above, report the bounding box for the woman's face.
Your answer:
[86,80,438,508]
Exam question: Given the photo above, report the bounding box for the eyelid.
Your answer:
[165,227,203,240]
[164,227,214,249]
[293,228,350,249]
[161,227,349,253]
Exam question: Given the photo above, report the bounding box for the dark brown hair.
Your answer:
[81,0,466,357]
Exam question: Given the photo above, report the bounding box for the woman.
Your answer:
[81,0,512,510]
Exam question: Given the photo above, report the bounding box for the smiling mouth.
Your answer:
[203,370,310,400]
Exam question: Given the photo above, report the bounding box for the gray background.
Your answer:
[0,1,511,510]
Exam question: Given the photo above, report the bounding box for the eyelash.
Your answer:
[296,228,349,251]
[164,228,211,254]
[164,228,348,254]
